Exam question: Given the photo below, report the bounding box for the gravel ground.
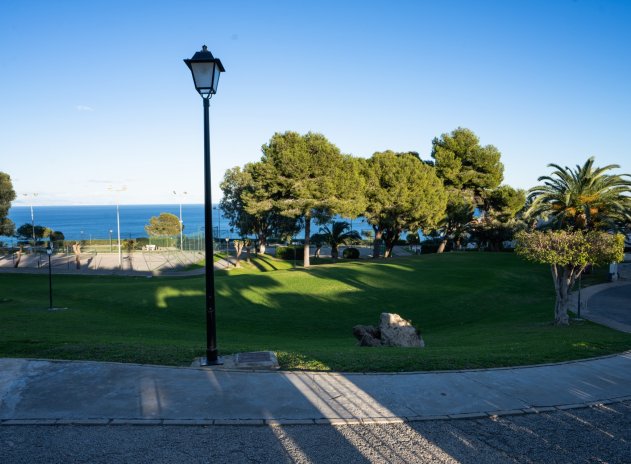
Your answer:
[2,401,630,463]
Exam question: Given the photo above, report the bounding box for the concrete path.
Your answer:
[0,251,231,276]
[0,245,413,275]
[2,352,631,426]
[579,281,631,333]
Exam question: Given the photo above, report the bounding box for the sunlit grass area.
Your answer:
[190,252,334,273]
[0,252,629,371]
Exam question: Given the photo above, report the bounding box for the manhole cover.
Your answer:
[237,351,272,363]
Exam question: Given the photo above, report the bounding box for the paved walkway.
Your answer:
[0,251,231,276]
[2,351,631,426]
[578,281,631,333]
[0,246,414,276]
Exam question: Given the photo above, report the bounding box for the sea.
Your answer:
[4,205,378,243]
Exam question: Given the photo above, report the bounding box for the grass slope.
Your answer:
[0,253,629,371]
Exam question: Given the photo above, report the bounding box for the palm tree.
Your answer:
[526,157,631,231]
[316,221,361,259]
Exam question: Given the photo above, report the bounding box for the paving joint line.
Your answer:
[10,349,631,376]
[2,398,630,427]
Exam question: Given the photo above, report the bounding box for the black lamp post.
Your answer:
[577,273,583,320]
[46,242,53,309]
[184,45,225,365]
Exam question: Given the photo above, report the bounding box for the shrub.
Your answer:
[406,233,420,245]
[342,247,360,259]
[419,239,453,254]
[420,243,439,254]
[123,239,136,252]
[275,246,304,260]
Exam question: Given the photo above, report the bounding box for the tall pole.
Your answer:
[577,273,582,319]
[203,98,219,364]
[107,185,125,269]
[179,202,183,251]
[23,193,38,248]
[116,203,122,268]
[174,191,186,251]
[30,204,35,246]
[47,248,53,309]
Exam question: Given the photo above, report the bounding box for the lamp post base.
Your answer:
[199,356,224,366]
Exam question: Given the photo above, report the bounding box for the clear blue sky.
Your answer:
[1,0,630,206]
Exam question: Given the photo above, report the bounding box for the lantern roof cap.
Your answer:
[184,45,225,72]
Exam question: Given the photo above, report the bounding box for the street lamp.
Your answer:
[22,193,38,249]
[184,45,225,365]
[173,190,188,251]
[46,242,53,309]
[213,206,222,244]
[108,185,127,269]
[109,229,113,252]
[577,273,583,320]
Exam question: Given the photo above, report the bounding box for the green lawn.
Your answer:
[190,253,334,272]
[0,252,629,371]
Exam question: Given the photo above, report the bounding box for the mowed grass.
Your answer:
[0,252,629,371]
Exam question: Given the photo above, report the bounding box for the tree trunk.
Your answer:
[234,240,244,267]
[315,245,321,258]
[551,264,571,326]
[303,215,311,268]
[72,242,81,270]
[14,247,22,268]
[372,229,382,259]
[383,232,399,258]
[331,245,338,259]
[554,296,570,326]
[384,242,394,258]
[257,234,267,254]
[437,239,448,254]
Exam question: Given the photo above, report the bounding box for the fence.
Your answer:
[0,233,231,254]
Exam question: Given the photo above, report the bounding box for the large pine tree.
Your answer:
[262,131,365,267]
[0,172,16,237]
[363,151,447,258]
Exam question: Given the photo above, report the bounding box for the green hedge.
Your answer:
[276,246,304,260]
[420,240,452,254]
[342,247,360,259]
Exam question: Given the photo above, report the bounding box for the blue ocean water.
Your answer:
[5,205,377,242]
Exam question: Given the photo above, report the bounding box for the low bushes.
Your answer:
[419,240,452,254]
[275,246,304,260]
[342,247,360,259]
